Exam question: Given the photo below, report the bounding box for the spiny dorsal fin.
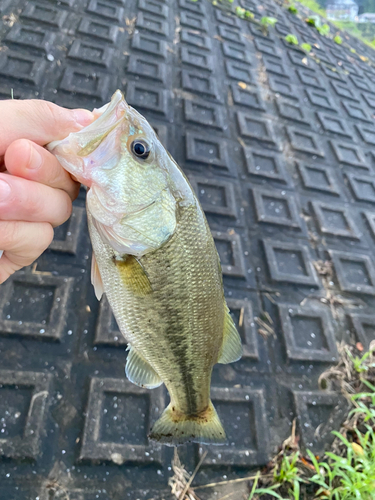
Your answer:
[217,306,243,364]
[125,346,163,389]
[91,252,104,301]
[114,255,153,297]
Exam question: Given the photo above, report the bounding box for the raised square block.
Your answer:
[330,80,359,102]
[0,53,45,86]
[215,9,241,28]
[225,60,253,84]
[139,0,168,17]
[252,187,302,229]
[180,29,212,50]
[298,163,339,196]
[180,46,214,71]
[184,99,224,129]
[212,231,245,277]
[278,303,338,362]
[342,101,372,123]
[243,148,289,184]
[127,55,166,83]
[136,12,169,37]
[189,175,237,218]
[185,131,230,172]
[5,25,55,54]
[231,84,265,111]
[49,206,85,255]
[131,32,167,58]
[276,99,310,126]
[181,70,219,99]
[263,239,319,286]
[347,173,375,203]
[0,273,73,341]
[305,88,337,112]
[80,377,164,464]
[356,124,375,146]
[86,0,124,22]
[237,113,277,146]
[330,141,368,169]
[269,77,297,100]
[294,390,347,452]
[317,112,351,138]
[0,370,51,459]
[329,249,375,295]
[218,25,245,45]
[126,81,168,115]
[21,3,68,27]
[78,18,118,44]
[287,127,325,157]
[311,201,360,239]
[262,55,288,78]
[222,43,251,63]
[180,11,208,32]
[199,387,269,466]
[297,69,324,89]
[67,40,114,68]
[59,67,110,100]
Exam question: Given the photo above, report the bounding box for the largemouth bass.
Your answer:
[48,90,243,446]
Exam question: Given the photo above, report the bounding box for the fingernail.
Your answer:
[28,144,43,170]
[72,109,95,127]
[0,179,11,201]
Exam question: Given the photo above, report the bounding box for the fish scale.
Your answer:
[48,90,243,445]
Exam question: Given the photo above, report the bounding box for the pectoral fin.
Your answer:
[114,255,153,297]
[91,252,104,300]
[217,306,243,364]
[125,346,163,389]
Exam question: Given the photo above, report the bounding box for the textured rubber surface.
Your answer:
[0,0,375,497]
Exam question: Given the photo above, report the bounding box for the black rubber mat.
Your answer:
[0,0,375,498]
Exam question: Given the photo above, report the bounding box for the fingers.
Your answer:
[0,173,72,227]
[0,221,54,284]
[0,99,94,156]
[4,139,80,201]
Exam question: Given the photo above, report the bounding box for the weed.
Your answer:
[334,35,343,44]
[300,43,312,52]
[288,5,298,14]
[285,34,299,44]
[261,16,278,27]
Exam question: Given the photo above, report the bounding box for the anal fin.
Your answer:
[217,305,243,364]
[125,346,163,389]
[91,252,104,301]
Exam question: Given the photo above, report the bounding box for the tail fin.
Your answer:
[148,401,226,446]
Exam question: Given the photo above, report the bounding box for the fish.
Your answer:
[48,90,243,446]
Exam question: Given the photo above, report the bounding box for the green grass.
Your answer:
[294,0,375,49]
[248,347,375,499]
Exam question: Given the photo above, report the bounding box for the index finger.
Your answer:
[0,99,93,156]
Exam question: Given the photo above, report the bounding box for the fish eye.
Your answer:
[131,140,150,160]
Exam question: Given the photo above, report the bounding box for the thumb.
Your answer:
[0,99,94,156]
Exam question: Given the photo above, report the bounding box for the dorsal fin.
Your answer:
[217,306,243,364]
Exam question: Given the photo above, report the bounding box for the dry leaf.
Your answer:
[356,342,364,351]
[238,81,247,89]
[302,57,308,65]
[352,442,364,455]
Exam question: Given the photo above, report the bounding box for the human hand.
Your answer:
[0,99,94,284]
